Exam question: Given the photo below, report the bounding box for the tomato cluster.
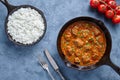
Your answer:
[90,0,120,24]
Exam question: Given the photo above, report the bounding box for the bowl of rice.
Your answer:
[5,6,47,46]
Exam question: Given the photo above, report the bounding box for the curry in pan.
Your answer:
[61,21,106,66]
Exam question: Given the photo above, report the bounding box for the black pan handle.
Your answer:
[106,58,120,76]
[0,0,16,14]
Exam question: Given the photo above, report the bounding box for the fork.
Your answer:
[38,54,55,80]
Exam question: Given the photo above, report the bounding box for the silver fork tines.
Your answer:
[38,55,48,69]
[38,54,55,80]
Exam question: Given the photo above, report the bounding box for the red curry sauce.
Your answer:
[61,21,106,66]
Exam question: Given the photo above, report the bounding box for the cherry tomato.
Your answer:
[112,15,120,24]
[115,6,120,15]
[108,0,115,1]
[90,0,100,8]
[105,10,114,18]
[100,0,115,3]
[98,4,107,13]
[107,0,116,9]
[100,0,108,2]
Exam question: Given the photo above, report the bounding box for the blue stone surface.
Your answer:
[0,0,120,80]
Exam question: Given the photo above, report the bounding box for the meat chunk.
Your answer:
[82,30,89,37]
[65,46,74,56]
[84,43,92,51]
[91,53,99,61]
[75,49,82,57]
[74,57,80,64]
[91,48,100,60]
[71,26,79,36]
[81,53,91,64]
[92,48,98,53]
[88,36,96,43]
[96,34,104,44]
[64,31,71,41]
[73,38,84,47]
[93,28,101,36]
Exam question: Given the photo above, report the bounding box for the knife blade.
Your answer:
[44,49,65,80]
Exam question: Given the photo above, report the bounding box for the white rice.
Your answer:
[7,7,45,45]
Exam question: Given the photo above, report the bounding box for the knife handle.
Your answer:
[56,69,65,80]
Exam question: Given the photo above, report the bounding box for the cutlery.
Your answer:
[38,54,55,80]
[44,49,65,80]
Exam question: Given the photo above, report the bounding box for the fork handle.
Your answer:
[46,68,55,80]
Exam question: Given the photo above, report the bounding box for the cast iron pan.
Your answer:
[57,16,120,75]
[0,0,47,46]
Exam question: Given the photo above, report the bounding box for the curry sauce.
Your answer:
[61,21,106,66]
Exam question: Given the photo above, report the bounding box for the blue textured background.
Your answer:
[0,0,120,80]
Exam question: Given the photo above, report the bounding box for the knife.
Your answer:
[44,49,65,80]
